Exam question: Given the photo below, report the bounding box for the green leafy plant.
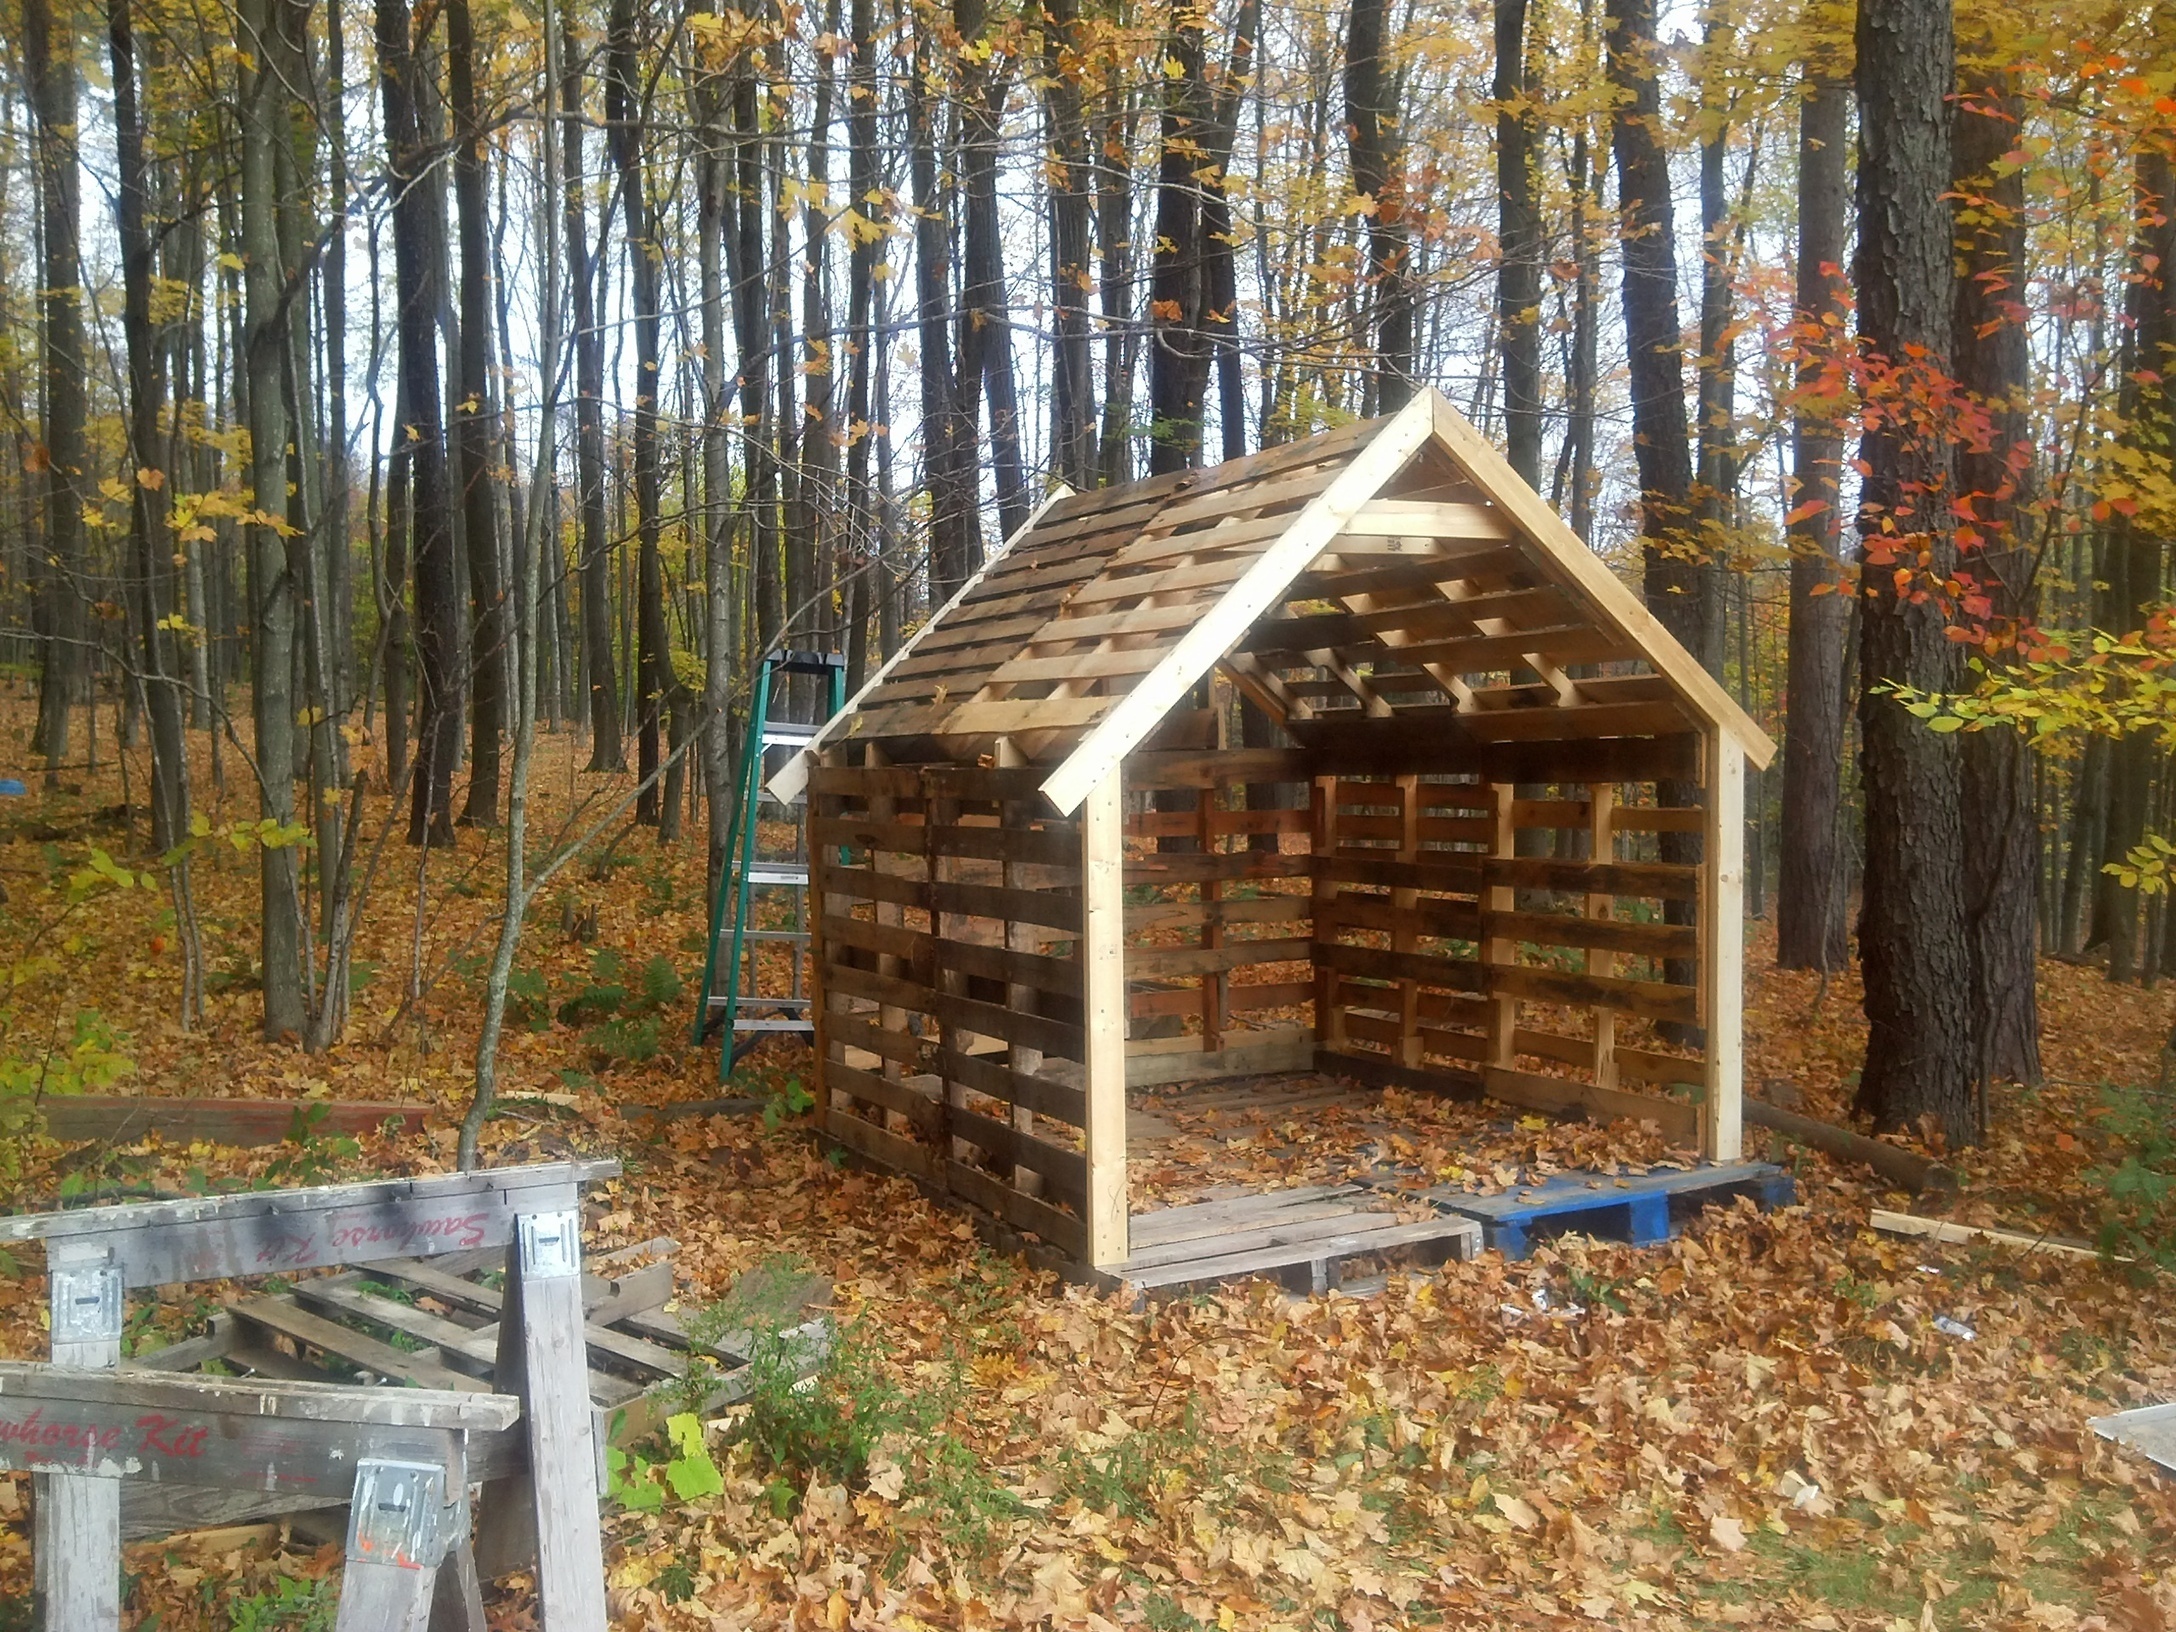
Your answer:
[2089,1084,2176,1269]
[582,1014,661,1065]
[606,1411,722,1513]
[762,1074,815,1130]
[225,1574,336,1632]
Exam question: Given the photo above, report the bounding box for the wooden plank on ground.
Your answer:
[1868,1209,2110,1260]
[44,1096,431,1148]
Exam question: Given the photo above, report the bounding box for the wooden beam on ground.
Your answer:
[1869,1208,2114,1260]
[44,1096,431,1148]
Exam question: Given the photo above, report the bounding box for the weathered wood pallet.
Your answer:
[1116,1184,1481,1295]
[120,1243,831,1539]
[1423,1160,1793,1259]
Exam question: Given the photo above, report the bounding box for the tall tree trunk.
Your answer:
[563,17,622,770]
[324,0,353,741]
[111,0,188,853]
[1777,69,1853,971]
[383,371,413,790]
[1044,0,1097,490]
[2101,149,2175,978]
[1952,60,2041,1081]
[908,14,972,593]
[801,5,844,638]
[1607,0,1707,1010]
[1347,0,1413,411]
[1146,14,1210,474]
[1096,80,1138,487]
[382,0,459,846]
[1205,0,1257,462]
[842,0,886,685]
[952,0,1025,544]
[607,0,668,825]
[1493,0,1541,478]
[239,0,308,1034]
[450,0,505,824]
[25,0,85,777]
[1607,0,1713,668]
[695,0,737,896]
[1852,0,1974,1143]
[1145,1,1250,474]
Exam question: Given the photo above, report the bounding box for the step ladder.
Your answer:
[694,649,847,1079]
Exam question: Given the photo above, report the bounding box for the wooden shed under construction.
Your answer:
[768,390,1776,1274]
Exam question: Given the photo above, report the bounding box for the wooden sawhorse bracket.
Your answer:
[0,1160,616,1631]
[0,1366,518,1630]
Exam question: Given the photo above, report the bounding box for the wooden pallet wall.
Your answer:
[1121,750,1319,1087]
[810,758,1092,1259]
[1309,771,1708,1146]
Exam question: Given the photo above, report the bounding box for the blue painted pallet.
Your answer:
[1427,1161,1794,1259]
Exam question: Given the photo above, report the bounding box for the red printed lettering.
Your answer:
[134,1414,209,1459]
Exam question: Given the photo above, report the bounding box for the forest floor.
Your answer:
[1,693,2174,1630]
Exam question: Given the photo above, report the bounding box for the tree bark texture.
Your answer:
[1777,71,1853,971]
[450,0,505,825]
[1493,0,1542,481]
[1852,0,1975,1144]
[381,0,460,847]
[26,0,85,774]
[1347,0,1414,411]
[1952,61,2041,1081]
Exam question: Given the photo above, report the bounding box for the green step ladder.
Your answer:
[694,649,848,1079]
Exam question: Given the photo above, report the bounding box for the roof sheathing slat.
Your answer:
[775,393,1775,807]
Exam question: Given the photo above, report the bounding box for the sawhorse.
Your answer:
[0,1160,616,1631]
[0,1365,518,1629]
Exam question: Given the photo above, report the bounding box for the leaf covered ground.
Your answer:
[0,709,2172,1630]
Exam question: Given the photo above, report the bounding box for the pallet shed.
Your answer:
[770,390,1776,1273]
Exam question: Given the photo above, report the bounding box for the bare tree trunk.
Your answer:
[239,0,308,1035]
[1044,0,1097,490]
[2101,148,2175,980]
[1147,15,1210,473]
[562,17,621,771]
[1346,0,1413,410]
[1096,80,1138,486]
[110,0,189,854]
[1952,58,2041,1082]
[1493,0,1540,477]
[1607,0,1714,669]
[607,0,668,825]
[908,13,972,593]
[382,0,459,847]
[1777,68,1853,971]
[1852,0,1974,1143]
[26,0,85,777]
[451,0,505,825]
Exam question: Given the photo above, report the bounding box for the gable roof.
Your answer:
[772,389,1775,814]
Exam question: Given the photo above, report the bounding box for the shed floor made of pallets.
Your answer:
[1113,1068,1794,1282]
[1115,1184,1481,1295]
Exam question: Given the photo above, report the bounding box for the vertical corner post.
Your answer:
[1586,783,1619,1090]
[1483,782,1518,1070]
[1702,732,1746,1162]
[1310,775,1342,1052]
[1080,765,1129,1269]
